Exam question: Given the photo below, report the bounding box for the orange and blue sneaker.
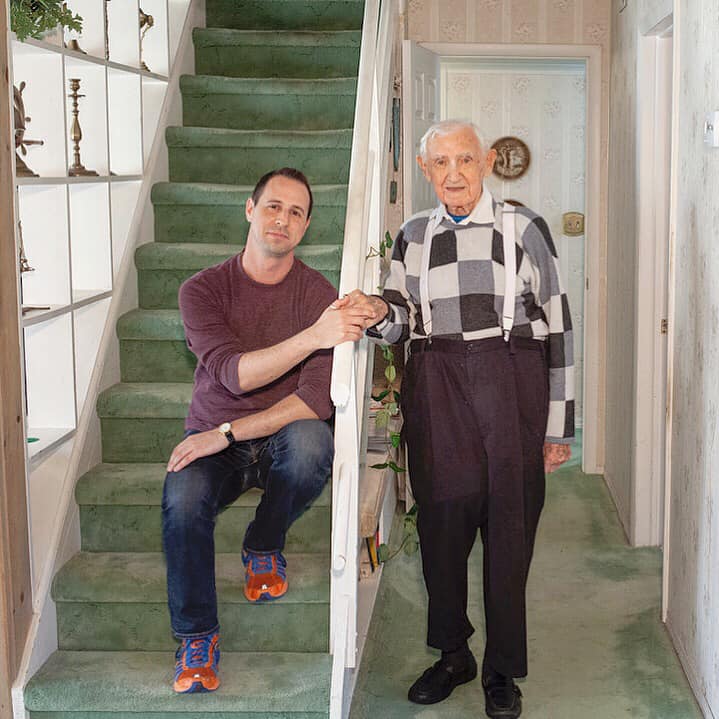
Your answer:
[242,549,288,602]
[173,631,220,694]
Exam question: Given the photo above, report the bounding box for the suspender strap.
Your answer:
[502,204,516,342]
[419,202,517,342]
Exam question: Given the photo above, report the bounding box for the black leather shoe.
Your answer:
[482,671,522,718]
[408,652,478,704]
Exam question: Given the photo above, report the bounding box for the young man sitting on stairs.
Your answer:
[161,167,370,694]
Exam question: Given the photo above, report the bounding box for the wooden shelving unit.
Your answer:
[10,0,190,467]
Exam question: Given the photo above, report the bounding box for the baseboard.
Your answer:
[665,616,714,718]
[602,471,631,544]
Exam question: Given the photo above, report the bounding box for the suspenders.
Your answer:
[419,201,517,342]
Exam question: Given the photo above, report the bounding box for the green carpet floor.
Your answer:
[350,440,702,719]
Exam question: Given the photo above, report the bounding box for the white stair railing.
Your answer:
[329,1,397,716]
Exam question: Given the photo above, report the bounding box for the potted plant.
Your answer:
[10,0,82,42]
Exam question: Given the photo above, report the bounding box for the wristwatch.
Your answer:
[218,422,236,446]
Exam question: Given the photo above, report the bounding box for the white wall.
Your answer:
[610,0,719,715]
[443,58,586,424]
[665,1,719,715]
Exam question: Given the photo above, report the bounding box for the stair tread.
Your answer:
[98,383,192,417]
[166,126,353,148]
[117,309,185,340]
[151,181,348,206]
[53,551,328,604]
[25,650,331,713]
[193,27,360,47]
[75,462,331,507]
[135,242,342,270]
[181,74,357,95]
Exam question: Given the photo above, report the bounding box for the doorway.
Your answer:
[403,42,602,471]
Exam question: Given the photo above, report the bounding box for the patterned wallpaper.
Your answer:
[406,0,611,460]
[664,0,719,715]
[444,60,586,423]
[609,0,718,714]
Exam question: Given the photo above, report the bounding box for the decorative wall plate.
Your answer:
[491,136,531,180]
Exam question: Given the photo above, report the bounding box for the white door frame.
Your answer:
[408,42,604,474]
[634,16,674,548]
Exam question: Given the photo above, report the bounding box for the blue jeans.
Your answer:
[161,419,333,638]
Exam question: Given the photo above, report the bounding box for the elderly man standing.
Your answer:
[350,120,574,718]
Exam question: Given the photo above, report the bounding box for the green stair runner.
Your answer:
[25,1,362,716]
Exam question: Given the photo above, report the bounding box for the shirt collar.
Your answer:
[435,183,496,226]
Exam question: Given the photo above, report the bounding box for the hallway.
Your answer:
[350,440,701,719]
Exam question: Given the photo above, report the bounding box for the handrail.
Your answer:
[329,0,398,717]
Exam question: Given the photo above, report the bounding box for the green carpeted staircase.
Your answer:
[25,1,363,716]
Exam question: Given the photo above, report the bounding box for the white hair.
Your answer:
[419,120,488,160]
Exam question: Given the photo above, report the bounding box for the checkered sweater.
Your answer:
[369,192,575,443]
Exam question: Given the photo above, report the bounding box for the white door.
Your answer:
[402,41,440,216]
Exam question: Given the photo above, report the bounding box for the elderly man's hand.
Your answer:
[344,289,389,329]
[543,442,571,473]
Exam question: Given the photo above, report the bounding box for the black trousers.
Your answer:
[402,336,549,679]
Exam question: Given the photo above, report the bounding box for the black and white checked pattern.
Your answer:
[369,189,575,443]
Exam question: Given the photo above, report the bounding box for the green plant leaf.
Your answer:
[387,401,398,416]
[377,543,390,563]
[370,462,389,470]
[375,410,390,429]
[371,389,390,402]
[381,345,394,362]
[384,231,394,248]
[404,539,419,555]
[390,432,401,448]
[385,365,396,382]
[388,461,406,474]
[393,391,401,403]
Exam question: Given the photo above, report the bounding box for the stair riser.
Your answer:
[137,269,340,309]
[168,146,350,185]
[120,341,194,384]
[183,92,355,132]
[80,505,331,554]
[56,603,328,652]
[195,45,359,79]
[206,0,364,30]
[153,204,346,245]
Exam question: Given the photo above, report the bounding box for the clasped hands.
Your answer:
[309,289,388,348]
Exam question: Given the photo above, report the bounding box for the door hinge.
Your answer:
[660,319,668,334]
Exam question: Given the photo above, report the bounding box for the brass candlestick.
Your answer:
[67,78,98,177]
[14,82,44,178]
[139,8,155,72]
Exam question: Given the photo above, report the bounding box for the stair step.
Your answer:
[25,651,330,717]
[53,552,329,652]
[76,464,330,553]
[166,127,352,185]
[181,75,357,131]
[76,463,331,507]
[193,28,360,79]
[135,243,341,309]
[151,182,347,246]
[206,0,364,31]
[117,309,192,383]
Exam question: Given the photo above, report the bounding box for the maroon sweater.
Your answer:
[179,252,337,431]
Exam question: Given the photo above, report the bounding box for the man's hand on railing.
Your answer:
[343,289,389,329]
[309,296,372,349]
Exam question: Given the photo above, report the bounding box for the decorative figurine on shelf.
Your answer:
[14,82,44,178]
[18,221,34,274]
[67,78,98,177]
[139,7,154,72]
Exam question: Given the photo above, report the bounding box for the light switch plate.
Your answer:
[704,111,719,147]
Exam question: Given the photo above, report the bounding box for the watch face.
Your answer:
[220,422,231,433]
